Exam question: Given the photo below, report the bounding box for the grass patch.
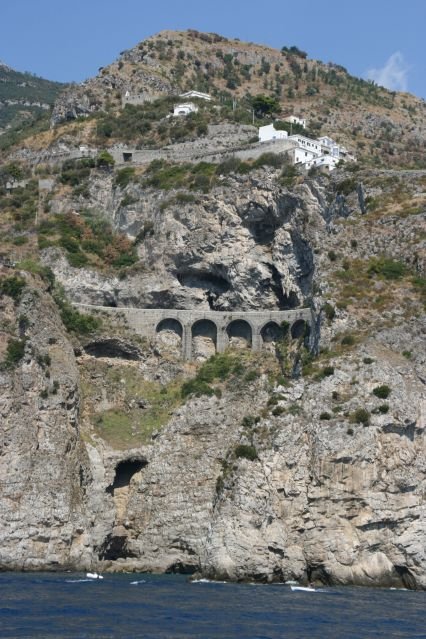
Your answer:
[89,366,183,448]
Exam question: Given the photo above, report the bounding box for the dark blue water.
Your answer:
[0,573,424,639]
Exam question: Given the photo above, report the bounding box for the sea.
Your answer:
[0,572,424,639]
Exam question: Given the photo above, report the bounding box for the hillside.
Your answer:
[45,29,426,168]
[0,62,66,147]
[0,30,425,588]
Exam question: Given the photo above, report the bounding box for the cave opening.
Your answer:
[98,534,137,561]
[106,459,147,495]
[84,339,140,360]
[177,270,231,294]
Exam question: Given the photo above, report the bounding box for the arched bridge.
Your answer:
[74,305,313,360]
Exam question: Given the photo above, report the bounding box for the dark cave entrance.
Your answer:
[106,459,147,495]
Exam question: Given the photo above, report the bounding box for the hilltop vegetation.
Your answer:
[42,29,426,169]
[0,63,65,147]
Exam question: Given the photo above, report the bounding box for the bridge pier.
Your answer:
[216,327,227,354]
[252,330,262,352]
[182,324,192,361]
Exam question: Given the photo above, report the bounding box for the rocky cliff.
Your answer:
[0,160,424,589]
[0,29,425,589]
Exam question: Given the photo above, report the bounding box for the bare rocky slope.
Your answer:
[0,31,425,589]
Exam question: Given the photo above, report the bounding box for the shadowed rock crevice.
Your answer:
[97,534,137,561]
[177,269,231,294]
[84,338,142,360]
[268,264,300,309]
[241,203,280,244]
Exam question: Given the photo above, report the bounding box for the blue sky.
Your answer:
[2,0,425,98]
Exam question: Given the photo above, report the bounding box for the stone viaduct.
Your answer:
[74,304,313,360]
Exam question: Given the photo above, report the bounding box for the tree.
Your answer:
[251,94,281,117]
[96,150,115,168]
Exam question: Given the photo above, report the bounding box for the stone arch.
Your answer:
[291,319,310,339]
[260,321,285,349]
[156,318,183,351]
[226,319,252,349]
[191,319,217,360]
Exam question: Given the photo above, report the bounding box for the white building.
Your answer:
[304,154,340,171]
[172,102,199,117]
[258,123,288,143]
[318,136,341,158]
[179,90,212,102]
[292,147,318,165]
[288,134,322,156]
[285,115,307,128]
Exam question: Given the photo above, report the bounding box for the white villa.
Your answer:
[288,134,322,155]
[258,123,355,172]
[179,90,212,102]
[284,115,307,128]
[259,123,288,143]
[173,102,199,117]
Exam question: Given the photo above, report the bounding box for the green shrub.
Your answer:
[316,365,334,380]
[67,251,89,268]
[272,405,285,416]
[363,357,374,364]
[402,351,412,359]
[244,370,258,382]
[2,337,26,369]
[197,353,237,384]
[0,276,26,302]
[372,384,391,399]
[235,444,258,461]
[279,163,298,186]
[253,152,285,169]
[336,178,357,196]
[323,302,335,321]
[320,411,331,420]
[367,257,405,280]
[114,167,135,188]
[181,378,215,399]
[242,415,256,428]
[341,334,356,346]
[327,250,337,261]
[372,404,389,414]
[352,408,369,425]
[54,290,101,335]
[96,150,115,168]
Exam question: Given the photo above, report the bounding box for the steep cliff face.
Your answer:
[43,171,322,311]
[0,162,424,589]
[0,282,93,570]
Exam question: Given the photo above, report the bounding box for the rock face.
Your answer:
[0,286,93,570]
[0,163,425,590]
[44,172,321,312]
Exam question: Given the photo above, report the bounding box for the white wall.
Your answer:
[289,135,321,155]
[292,147,317,164]
[259,124,288,143]
[173,103,199,116]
